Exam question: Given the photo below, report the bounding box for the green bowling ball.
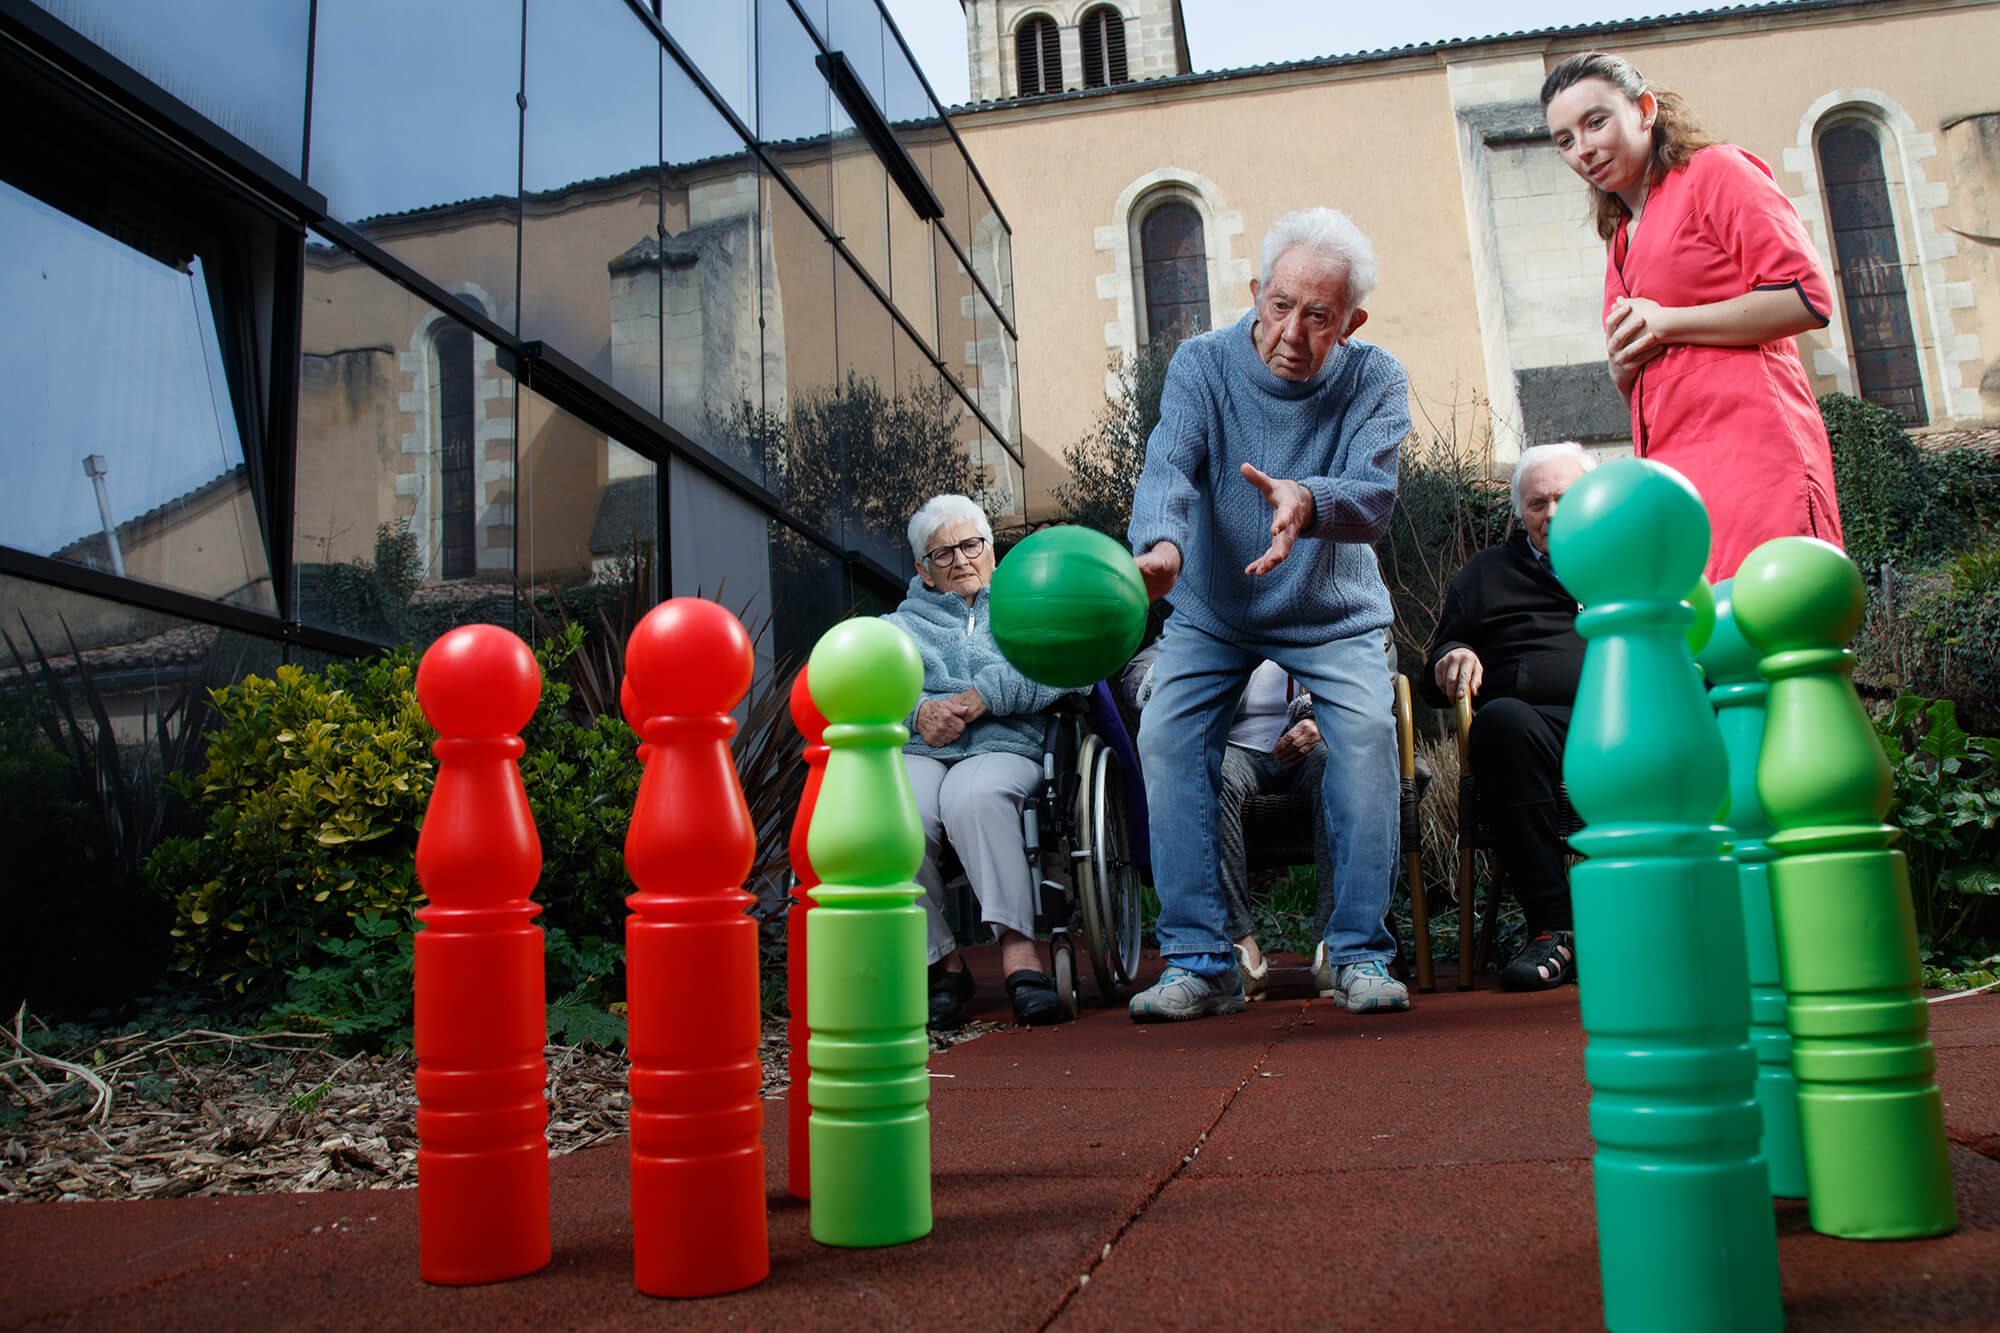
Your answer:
[988,526,1148,689]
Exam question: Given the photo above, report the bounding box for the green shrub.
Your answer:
[146,627,643,1025]
[1873,695,2000,967]
[1823,393,2000,573]
[147,652,435,1001]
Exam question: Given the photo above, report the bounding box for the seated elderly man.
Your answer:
[884,494,1074,1029]
[1421,441,1595,990]
[1124,644,1329,1001]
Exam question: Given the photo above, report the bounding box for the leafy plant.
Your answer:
[1052,339,1173,542]
[146,651,435,1003]
[1378,400,1512,680]
[522,537,658,723]
[1874,695,2000,961]
[1822,394,2000,574]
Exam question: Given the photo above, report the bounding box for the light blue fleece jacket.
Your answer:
[1127,310,1407,644]
[881,577,1075,762]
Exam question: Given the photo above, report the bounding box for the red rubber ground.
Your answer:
[7,949,1996,1331]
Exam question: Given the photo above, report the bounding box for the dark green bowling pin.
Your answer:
[1549,458,1781,1333]
[1699,579,1808,1200]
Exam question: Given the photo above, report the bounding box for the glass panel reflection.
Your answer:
[0,179,276,612]
[309,0,522,330]
[969,189,1015,329]
[658,0,756,126]
[27,0,310,172]
[663,57,767,480]
[296,232,516,647]
[971,286,1019,456]
[832,103,890,293]
[522,0,662,400]
[766,519,847,673]
[759,178,838,516]
[758,0,833,221]
[833,254,899,566]
[827,0,886,112]
[669,457,771,684]
[888,190,936,353]
[519,384,658,635]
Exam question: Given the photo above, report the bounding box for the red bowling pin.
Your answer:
[786,667,831,1200]
[412,625,551,1285]
[624,599,768,1296]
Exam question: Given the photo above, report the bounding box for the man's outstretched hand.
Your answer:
[1242,462,1316,576]
[1135,541,1182,601]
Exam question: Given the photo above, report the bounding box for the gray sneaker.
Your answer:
[1128,965,1247,1023]
[1313,943,1410,1014]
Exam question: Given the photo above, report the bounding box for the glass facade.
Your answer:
[3,0,1020,675]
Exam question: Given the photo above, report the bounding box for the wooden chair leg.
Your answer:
[1456,846,1477,990]
[1475,854,1504,973]
[1405,851,1432,992]
[1392,675,1432,992]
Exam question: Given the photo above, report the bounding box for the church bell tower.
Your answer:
[962,0,1191,103]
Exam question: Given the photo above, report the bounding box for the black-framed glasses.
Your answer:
[924,536,988,564]
[926,536,989,566]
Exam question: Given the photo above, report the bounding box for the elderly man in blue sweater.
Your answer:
[1126,207,1409,1021]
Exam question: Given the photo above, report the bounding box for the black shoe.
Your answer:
[928,959,975,1030]
[1005,969,1065,1026]
[1500,930,1577,991]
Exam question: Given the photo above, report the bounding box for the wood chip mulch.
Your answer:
[0,1010,998,1205]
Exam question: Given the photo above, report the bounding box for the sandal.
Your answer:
[1005,969,1065,1026]
[928,959,975,1030]
[1500,930,1577,991]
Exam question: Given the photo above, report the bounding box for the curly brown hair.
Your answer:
[1540,51,1720,242]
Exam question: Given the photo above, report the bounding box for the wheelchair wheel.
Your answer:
[1075,735,1143,1004]
[1050,935,1080,1021]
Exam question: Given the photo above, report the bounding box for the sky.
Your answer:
[880,0,1763,106]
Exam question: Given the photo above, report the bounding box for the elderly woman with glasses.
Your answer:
[882,493,1075,1029]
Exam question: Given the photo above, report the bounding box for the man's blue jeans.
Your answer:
[1137,615,1398,977]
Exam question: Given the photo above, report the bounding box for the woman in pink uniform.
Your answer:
[1541,51,1843,580]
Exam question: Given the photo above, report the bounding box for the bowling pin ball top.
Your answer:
[808,618,924,726]
[625,598,754,718]
[987,526,1149,689]
[1732,536,1863,656]
[1696,578,1761,687]
[415,624,542,738]
[1685,576,1717,658]
[1547,457,1710,610]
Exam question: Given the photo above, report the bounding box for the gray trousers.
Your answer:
[904,751,1042,966]
[1217,743,1335,944]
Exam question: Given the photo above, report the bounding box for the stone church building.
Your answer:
[947,0,2000,514]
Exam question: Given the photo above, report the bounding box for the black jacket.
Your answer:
[1420,528,1586,711]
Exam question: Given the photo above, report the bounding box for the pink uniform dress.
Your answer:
[1604,144,1844,580]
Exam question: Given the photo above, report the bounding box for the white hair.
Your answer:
[906,493,993,564]
[1258,208,1379,310]
[1510,442,1597,518]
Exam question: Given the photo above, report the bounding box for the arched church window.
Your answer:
[1138,199,1208,347]
[1818,122,1926,424]
[1014,14,1061,96]
[434,324,477,579]
[1079,6,1128,89]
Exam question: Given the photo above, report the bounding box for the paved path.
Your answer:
[6,954,1997,1331]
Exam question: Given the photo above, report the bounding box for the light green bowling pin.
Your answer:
[804,617,932,1247]
[1734,537,1956,1239]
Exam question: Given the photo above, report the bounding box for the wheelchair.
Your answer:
[938,679,1150,1019]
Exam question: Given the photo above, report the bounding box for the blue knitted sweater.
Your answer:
[1127,311,1407,644]
[881,577,1075,762]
